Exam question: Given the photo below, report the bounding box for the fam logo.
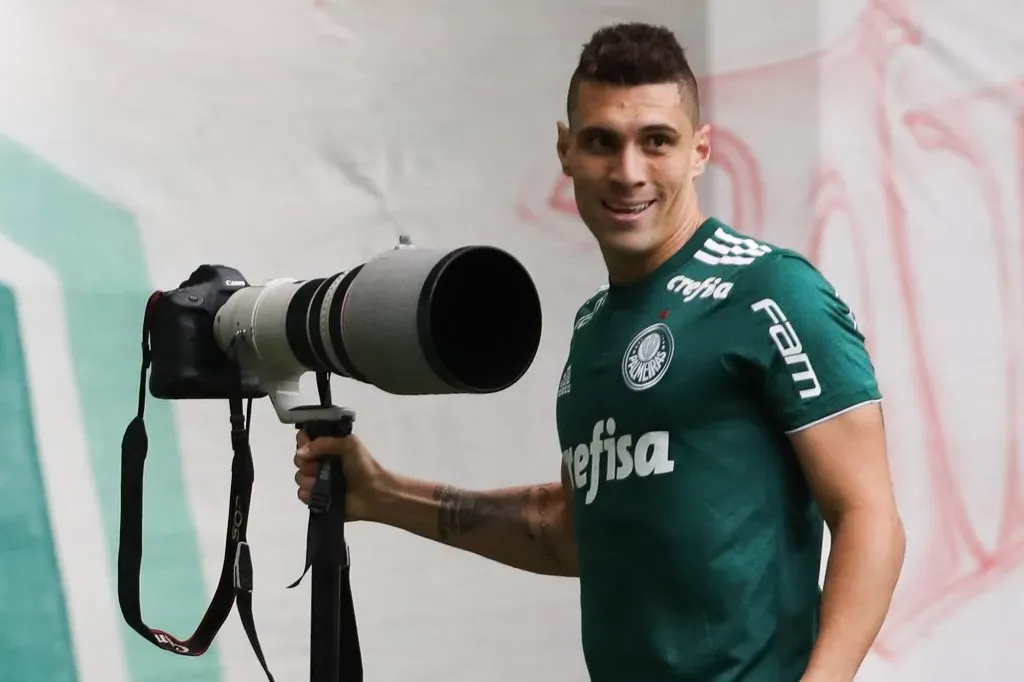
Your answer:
[622,323,674,391]
[751,298,821,399]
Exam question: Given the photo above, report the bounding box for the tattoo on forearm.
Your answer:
[433,485,527,542]
[526,485,563,564]
[431,484,563,564]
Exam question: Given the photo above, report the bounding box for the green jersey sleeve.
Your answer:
[738,252,882,433]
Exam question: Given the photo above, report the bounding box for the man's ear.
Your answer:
[556,121,572,176]
[691,123,712,177]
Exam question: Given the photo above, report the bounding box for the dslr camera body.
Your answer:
[147,264,267,402]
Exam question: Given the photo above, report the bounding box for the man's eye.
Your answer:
[647,135,671,148]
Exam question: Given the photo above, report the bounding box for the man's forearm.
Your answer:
[370,472,578,577]
[803,509,905,681]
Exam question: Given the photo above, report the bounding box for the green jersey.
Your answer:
[555,217,881,681]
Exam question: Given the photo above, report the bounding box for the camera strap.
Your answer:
[285,377,364,680]
[117,291,276,681]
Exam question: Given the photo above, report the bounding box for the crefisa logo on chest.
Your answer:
[622,322,675,391]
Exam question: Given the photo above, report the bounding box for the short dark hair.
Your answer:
[566,22,700,127]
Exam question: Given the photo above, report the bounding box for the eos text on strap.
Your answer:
[118,287,276,678]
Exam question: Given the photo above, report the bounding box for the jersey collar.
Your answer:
[605,217,721,306]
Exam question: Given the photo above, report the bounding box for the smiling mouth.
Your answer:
[602,200,656,217]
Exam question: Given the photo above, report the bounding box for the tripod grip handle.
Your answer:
[296,416,354,516]
[302,418,353,440]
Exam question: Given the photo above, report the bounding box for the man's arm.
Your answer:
[789,402,905,682]
[371,463,579,577]
[738,251,905,680]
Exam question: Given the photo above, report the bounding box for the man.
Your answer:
[293,22,906,682]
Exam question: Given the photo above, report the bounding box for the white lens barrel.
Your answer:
[213,246,542,396]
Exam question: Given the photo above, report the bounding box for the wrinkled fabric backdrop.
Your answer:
[0,1,1021,680]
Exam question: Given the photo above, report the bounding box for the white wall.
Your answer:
[0,1,1021,680]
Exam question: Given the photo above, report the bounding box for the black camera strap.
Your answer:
[286,376,364,681]
[117,291,276,680]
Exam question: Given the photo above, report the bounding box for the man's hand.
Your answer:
[789,401,906,682]
[292,430,578,577]
[293,429,390,522]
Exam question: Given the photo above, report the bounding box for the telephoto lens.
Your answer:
[212,245,543,395]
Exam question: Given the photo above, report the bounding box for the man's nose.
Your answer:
[608,147,647,188]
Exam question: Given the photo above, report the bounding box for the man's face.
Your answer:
[556,81,711,260]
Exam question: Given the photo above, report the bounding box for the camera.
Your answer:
[146,264,267,401]
[145,244,544,422]
[118,242,545,682]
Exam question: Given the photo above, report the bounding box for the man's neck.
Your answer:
[605,209,706,286]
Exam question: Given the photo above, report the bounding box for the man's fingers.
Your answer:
[296,435,350,460]
[293,451,320,472]
[294,434,354,508]
[293,460,320,477]
[294,436,350,477]
[294,470,317,489]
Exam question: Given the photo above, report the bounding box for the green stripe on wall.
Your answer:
[0,285,78,682]
[0,135,223,682]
